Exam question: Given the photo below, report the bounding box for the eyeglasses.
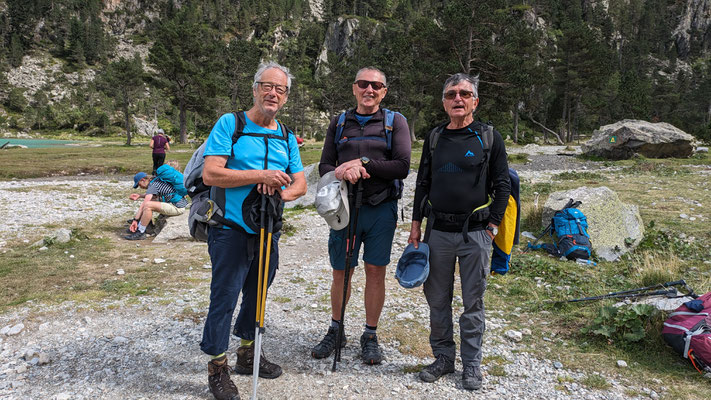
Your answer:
[444,90,475,100]
[354,80,386,90]
[257,82,288,95]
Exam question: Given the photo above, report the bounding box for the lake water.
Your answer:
[0,138,79,148]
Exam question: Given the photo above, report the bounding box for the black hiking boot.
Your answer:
[419,354,455,383]
[124,231,146,240]
[207,356,240,400]
[233,343,282,379]
[359,332,383,365]
[311,326,346,359]
[462,365,483,390]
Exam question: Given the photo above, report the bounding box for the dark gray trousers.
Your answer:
[423,229,491,367]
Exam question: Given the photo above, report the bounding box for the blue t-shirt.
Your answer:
[203,113,304,233]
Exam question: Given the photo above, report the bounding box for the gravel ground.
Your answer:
[1,153,655,400]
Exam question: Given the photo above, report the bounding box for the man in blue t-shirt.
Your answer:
[199,61,306,400]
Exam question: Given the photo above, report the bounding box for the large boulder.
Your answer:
[581,119,695,160]
[153,212,190,243]
[542,187,644,262]
[285,163,320,209]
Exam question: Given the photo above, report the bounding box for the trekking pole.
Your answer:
[333,180,363,372]
[566,280,697,303]
[252,194,270,400]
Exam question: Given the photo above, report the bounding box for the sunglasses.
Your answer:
[257,81,288,95]
[354,80,386,90]
[444,90,475,100]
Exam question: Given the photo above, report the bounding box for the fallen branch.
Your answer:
[520,112,564,144]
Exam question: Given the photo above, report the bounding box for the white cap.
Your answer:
[314,171,350,230]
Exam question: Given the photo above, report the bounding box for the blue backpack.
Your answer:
[550,207,592,260]
[155,164,187,204]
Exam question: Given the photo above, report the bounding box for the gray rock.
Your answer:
[616,360,628,368]
[553,361,563,369]
[696,146,708,153]
[543,187,644,261]
[285,163,319,209]
[7,323,25,336]
[152,212,191,243]
[505,330,523,342]
[38,352,50,365]
[582,119,695,160]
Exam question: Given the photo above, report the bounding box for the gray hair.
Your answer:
[442,73,479,100]
[355,67,387,87]
[252,61,294,93]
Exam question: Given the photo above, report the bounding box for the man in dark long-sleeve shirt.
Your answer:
[313,67,411,365]
[408,73,510,391]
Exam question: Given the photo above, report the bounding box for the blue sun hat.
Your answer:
[395,242,430,289]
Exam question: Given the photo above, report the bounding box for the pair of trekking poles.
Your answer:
[252,193,275,400]
[333,180,364,372]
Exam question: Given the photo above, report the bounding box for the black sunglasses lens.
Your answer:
[356,80,384,90]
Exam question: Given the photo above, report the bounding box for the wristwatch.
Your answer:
[485,225,498,236]
[360,156,370,166]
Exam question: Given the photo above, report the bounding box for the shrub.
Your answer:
[581,304,659,344]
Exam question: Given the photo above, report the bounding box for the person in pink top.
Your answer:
[150,128,171,174]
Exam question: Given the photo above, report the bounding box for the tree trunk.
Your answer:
[179,98,187,144]
[513,106,519,144]
[521,112,564,144]
[123,104,131,146]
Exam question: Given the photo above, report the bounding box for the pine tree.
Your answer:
[97,55,145,145]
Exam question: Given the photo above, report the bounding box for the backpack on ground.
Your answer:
[154,164,187,204]
[662,291,711,374]
[334,108,405,204]
[527,199,592,260]
[183,112,291,242]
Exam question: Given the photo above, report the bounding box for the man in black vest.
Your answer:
[409,73,511,390]
[313,67,411,365]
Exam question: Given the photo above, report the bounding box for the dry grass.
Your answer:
[630,251,683,287]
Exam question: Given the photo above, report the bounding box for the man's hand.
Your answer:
[257,183,281,196]
[129,220,138,233]
[408,220,422,249]
[334,159,370,184]
[129,193,141,201]
[261,170,292,187]
[485,223,498,240]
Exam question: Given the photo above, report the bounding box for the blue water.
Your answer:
[0,138,79,148]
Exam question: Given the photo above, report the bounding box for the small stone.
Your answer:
[56,393,72,400]
[154,258,166,264]
[112,336,128,345]
[39,246,48,251]
[11,380,25,388]
[142,258,150,263]
[521,328,532,336]
[116,269,125,275]
[29,357,39,365]
[69,254,74,258]
[83,316,92,324]
[396,312,414,320]
[617,360,628,368]
[679,213,689,219]
[311,304,317,308]
[15,364,28,374]
[24,348,38,360]
[7,323,24,336]
[553,361,563,369]
[0,325,9,335]
[504,330,523,342]
[202,263,212,269]
[650,390,659,399]
[38,353,50,365]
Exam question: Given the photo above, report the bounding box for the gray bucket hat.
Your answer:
[314,171,349,230]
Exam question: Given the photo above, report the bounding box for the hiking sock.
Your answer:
[137,222,147,233]
[211,353,226,362]
[331,319,341,329]
[240,339,254,347]
[364,324,377,335]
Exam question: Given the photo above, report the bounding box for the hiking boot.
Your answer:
[124,231,146,240]
[311,326,346,359]
[234,343,282,379]
[359,332,382,365]
[419,354,455,383]
[462,365,483,390]
[207,356,240,400]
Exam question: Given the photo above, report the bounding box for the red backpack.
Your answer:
[662,292,711,373]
